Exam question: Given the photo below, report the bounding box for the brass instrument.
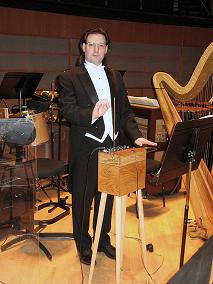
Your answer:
[153,42,213,237]
[34,90,58,101]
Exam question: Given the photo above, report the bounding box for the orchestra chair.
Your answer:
[144,158,162,195]
[88,147,148,284]
[27,111,70,226]
[133,158,164,219]
[27,99,69,201]
[143,158,167,206]
[27,99,59,199]
[144,150,182,208]
[27,100,73,243]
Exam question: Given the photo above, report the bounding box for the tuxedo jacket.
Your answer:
[56,64,142,164]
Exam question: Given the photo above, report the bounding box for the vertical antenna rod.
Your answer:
[113,97,116,148]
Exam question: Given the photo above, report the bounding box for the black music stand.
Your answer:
[0,72,43,112]
[152,116,213,268]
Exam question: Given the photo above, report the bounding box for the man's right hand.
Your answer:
[92,99,110,119]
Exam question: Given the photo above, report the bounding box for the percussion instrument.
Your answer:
[0,117,36,147]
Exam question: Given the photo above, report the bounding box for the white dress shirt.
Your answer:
[84,61,116,143]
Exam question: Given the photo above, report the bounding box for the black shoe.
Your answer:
[98,244,116,260]
[78,248,92,265]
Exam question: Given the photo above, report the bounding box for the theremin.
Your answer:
[98,147,147,196]
[89,147,148,284]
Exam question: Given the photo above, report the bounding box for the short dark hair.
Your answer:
[76,27,110,66]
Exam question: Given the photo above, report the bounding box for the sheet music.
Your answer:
[128,96,159,107]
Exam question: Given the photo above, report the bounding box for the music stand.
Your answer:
[0,72,43,112]
[152,116,213,268]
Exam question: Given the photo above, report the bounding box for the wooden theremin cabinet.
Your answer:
[98,147,146,196]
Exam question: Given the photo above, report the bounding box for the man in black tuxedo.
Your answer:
[56,27,157,265]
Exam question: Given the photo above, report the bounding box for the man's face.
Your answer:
[82,33,108,66]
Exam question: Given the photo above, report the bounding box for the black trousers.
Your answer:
[70,135,114,251]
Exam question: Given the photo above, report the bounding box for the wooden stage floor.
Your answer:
[0,190,205,284]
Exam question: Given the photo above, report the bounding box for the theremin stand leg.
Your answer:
[88,190,147,283]
[120,195,126,269]
[136,189,148,270]
[115,195,127,284]
[88,192,107,284]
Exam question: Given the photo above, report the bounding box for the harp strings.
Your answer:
[174,74,213,171]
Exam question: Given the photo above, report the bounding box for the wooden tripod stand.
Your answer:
[88,147,148,284]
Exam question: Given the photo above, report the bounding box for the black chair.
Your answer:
[26,110,70,226]
[135,152,181,219]
[33,158,70,225]
[26,102,73,245]
[144,158,171,207]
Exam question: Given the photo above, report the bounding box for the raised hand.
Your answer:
[92,99,110,119]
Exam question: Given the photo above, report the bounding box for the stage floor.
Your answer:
[0,189,205,284]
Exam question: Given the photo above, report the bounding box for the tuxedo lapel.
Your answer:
[77,65,99,105]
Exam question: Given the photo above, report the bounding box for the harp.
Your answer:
[153,42,213,237]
